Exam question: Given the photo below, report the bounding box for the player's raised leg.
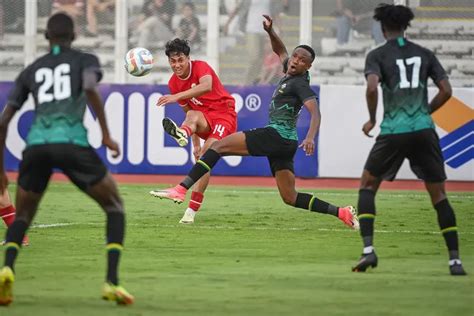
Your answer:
[84,173,134,305]
[162,117,189,147]
[162,110,210,147]
[425,182,466,276]
[274,169,359,230]
[150,132,249,203]
[0,187,42,306]
[151,110,212,204]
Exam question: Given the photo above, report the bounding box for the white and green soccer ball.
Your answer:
[124,47,154,77]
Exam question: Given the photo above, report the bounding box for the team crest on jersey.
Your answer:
[278,83,287,94]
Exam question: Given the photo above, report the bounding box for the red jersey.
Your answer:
[168,60,235,115]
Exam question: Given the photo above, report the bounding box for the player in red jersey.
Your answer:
[149,38,237,224]
[0,190,29,246]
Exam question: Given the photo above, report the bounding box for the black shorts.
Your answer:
[244,127,298,175]
[18,144,108,193]
[364,128,447,182]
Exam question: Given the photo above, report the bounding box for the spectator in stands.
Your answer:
[257,42,283,85]
[1,0,25,34]
[175,2,201,48]
[222,0,245,37]
[239,0,285,84]
[133,0,175,48]
[85,0,114,37]
[52,0,84,27]
[335,0,385,46]
[241,0,271,84]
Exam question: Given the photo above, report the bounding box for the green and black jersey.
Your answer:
[267,58,318,141]
[365,37,447,135]
[7,46,103,147]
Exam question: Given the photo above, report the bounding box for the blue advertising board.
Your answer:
[0,82,319,177]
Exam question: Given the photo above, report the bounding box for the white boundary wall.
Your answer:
[318,85,473,181]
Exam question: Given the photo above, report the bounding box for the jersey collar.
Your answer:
[177,61,193,81]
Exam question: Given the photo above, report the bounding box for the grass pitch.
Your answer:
[1,182,473,315]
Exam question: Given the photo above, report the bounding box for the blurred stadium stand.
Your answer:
[0,0,473,87]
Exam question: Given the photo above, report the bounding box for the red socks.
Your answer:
[0,205,16,227]
[180,125,193,137]
[189,191,204,212]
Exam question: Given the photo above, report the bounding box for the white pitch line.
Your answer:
[32,223,74,228]
[205,189,473,200]
[30,222,474,235]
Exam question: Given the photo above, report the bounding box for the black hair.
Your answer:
[373,3,414,32]
[165,38,191,57]
[183,2,195,10]
[295,44,315,62]
[46,12,74,41]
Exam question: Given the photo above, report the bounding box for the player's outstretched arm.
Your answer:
[299,98,320,156]
[0,105,17,192]
[430,78,452,114]
[262,15,288,63]
[157,75,212,107]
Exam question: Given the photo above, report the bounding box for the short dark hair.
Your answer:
[373,3,414,32]
[165,38,191,57]
[295,45,316,62]
[183,2,195,10]
[46,12,74,41]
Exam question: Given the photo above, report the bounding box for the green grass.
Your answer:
[1,182,473,316]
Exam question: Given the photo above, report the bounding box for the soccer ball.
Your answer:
[124,47,154,77]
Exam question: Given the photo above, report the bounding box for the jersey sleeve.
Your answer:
[7,68,31,109]
[294,80,317,104]
[428,52,448,84]
[82,53,103,83]
[364,50,381,80]
[194,61,213,80]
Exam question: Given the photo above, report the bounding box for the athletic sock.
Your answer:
[434,199,460,260]
[189,191,204,212]
[180,125,193,137]
[180,149,221,189]
[294,193,339,217]
[106,212,125,286]
[358,189,376,249]
[0,205,16,227]
[4,220,28,270]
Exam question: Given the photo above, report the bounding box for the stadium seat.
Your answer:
[458,25,474,36]
[449,78,474,87]
[326,76,365,85]
[438,43,472,57]
[318,60,345,74]
[458,62,474,75]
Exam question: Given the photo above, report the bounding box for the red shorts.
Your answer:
[196,111,237,141]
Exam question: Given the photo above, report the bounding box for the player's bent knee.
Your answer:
[280,192,296,206]
[14,212,35,225]
[209,140,223,153]
[102,198,124,214]
[360,173,380,191]
[186,110,201,122]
